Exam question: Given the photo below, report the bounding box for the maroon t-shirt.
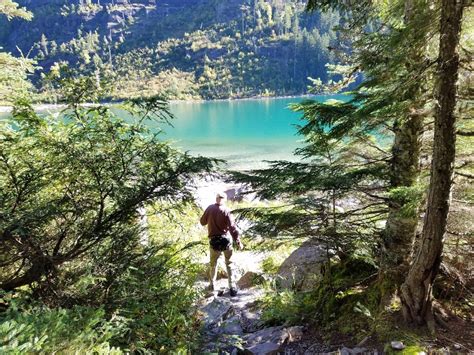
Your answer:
[200,203,240,242]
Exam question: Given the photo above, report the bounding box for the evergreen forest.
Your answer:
[1,0,343,101]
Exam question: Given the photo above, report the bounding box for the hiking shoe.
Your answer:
[229,287,238,297]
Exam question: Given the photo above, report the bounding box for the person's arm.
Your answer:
[200,207,209,226]
[226,212,243,249]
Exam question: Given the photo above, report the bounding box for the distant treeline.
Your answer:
[0,0,342,101]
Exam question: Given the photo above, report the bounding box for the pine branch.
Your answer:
[457,130,474,137]
[455,171,474,179]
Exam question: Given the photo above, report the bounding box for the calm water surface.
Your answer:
[161,95,345,169]
[1,95,347,170]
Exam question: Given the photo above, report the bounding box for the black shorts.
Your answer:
[209,234,232,251]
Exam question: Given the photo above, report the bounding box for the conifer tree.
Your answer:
[0,73,217,293]
[400,0,466,329]
[234,0,436,295]
[234,1,471,318]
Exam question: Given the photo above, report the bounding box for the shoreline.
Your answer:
[0,93,344,113]
[168,93,321,105]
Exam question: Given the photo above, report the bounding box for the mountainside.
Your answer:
[0,0,342,101]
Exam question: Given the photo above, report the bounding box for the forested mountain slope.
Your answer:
[0,0,342,100]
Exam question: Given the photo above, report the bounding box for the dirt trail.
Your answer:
[195,251,374,354]
[196,251,308,354]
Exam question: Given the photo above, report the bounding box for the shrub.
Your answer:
[0,75,216,352]
[0,294,122,354]
[0,75,215,296]
[105,244,203,352]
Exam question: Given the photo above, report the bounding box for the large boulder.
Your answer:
[277,240,329,290]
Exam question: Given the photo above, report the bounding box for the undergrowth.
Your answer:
[259,257,380,339]
[0,202,206,353]
[258,252,471,352]
[0,295,122,354]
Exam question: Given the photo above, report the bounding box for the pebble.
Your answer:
[391,341,406,350]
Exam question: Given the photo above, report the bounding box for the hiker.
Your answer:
[200,191,244,296]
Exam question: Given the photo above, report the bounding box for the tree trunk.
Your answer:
[400,0,464,330]
[380,112,423,294]
[378,0,424,301]
[1,255,57,292]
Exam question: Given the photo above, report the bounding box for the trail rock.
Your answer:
[244,326,284,354]
[219,315,244,336]
[243,326,304,354]
[241,309,265,333]
[231,288,265,313]
[237,271,266,289]
[200,297,234,329]
[277,239,330,290]
[201,334,244,355]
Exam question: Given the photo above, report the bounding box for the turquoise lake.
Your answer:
[1,95,346,170]
[160,95,345,169]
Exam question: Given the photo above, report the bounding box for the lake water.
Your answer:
[1,95,346,170]
[162,95,345,169]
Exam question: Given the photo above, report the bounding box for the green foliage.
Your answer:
[388,185,424,218]
[0,53,35,104]
[0,57,219,350]
[1,1,343,101]
[384,345,425,355]
[0,240,204,353]
[0,1,35,105]
[261,254,285,274]
[0,74,216,294]
[260,289,314,326]
[259,257,378,331]
[148,202,206,246]
[0,0,32,20]
[0,294,121,354]
[103,244,203,352]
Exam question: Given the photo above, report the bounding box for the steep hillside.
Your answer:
[0,0,342,101]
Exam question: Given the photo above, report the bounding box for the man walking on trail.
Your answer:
[200,191,243,297]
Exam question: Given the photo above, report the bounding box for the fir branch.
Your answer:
[455,171,474,179]
[457,130,474,136]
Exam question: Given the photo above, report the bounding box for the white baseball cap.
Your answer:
[216,191,227,199]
